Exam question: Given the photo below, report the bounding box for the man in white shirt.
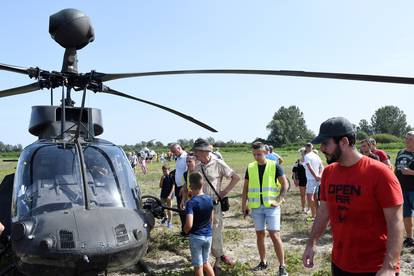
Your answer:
[304,143,323,219]
[169,143,187,234]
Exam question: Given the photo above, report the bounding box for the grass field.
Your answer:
[1,148,413,275]
[134,149,333,275]
[128,149,413,275]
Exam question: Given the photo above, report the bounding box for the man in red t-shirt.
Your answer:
[369,138,392,168]
[302,117,404,276]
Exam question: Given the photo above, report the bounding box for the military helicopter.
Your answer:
[1,7,414,276]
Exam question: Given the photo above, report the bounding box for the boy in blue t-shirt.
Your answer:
[184,172,214,276]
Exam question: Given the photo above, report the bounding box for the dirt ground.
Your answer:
[1,152,412,275]
[109,188,414,276]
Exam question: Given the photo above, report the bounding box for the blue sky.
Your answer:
[1,1,414,146]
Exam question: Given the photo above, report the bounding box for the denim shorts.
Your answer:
[251,205,280,231]
[403,191,414,217]
[189,234,212,267]
[306,179,319,194]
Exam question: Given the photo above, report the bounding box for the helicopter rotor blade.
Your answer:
[94,69,414,85]
[0,62,31,76]
[0,82,41,98]
[100,85,218,132]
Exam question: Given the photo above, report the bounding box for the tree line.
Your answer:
[0,142,23,152]
[266,105,412,147]
[120,105,412,151]
[121,138,249,152]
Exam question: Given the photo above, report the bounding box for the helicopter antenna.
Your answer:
[60,80,65,139]
[74,87,87,140]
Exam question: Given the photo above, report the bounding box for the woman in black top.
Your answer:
[292,148,307,213]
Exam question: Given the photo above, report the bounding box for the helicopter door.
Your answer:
[83,146,124,208]
[83,145,139,209]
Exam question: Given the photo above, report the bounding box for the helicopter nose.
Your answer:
[12,207,149,275]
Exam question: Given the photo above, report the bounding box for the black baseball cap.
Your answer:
[311,117,354,144]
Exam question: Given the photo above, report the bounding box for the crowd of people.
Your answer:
[157,139,291,275]
[152,117,414,276]
[0,116,412,275]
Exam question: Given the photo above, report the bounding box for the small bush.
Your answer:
[371,133,401,144]
[223,229,243,243]
[150,230,189,253]
[221,262,251,275]
[0,152,19,158]
[356,130,368,140]
[313,269,332,276]
[285,250,304,274]
[377,142,404,150]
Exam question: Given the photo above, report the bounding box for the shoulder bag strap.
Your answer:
[200,165,222,200]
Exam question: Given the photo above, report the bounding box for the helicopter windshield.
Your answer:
[13,144,84,219]
[83,144,138,209]
[12,142,139,219]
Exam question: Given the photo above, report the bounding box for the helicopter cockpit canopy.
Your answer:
[12,141,139,220]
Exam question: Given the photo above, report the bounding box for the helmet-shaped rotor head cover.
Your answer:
[49,8,95,50]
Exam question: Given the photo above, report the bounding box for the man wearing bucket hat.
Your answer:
[302,117,404,275]
[192,138,240,273]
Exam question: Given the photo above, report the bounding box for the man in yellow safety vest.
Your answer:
[242,142,289,276]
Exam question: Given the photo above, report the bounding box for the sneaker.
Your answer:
[167,222,173,229]
[278,265,288,276]
[161,217,167,225]
[251,261,267,271]
[403,237,414,247]
[220,255,235,266]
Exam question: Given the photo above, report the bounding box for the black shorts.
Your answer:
[160,186,174,199]
[298,180,307,187]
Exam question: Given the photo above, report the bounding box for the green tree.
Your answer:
[357,119,373,135]
[206,137,215,145]
[266,106,314,147]
[155,141,164,148]
[371,106,412,137]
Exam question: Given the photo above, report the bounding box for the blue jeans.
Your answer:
[251,205,281,231]
[189,234,212,267]
[403,191,414,217]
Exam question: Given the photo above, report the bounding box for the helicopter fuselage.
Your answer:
[10,138,153,275]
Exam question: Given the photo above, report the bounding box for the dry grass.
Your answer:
[132,151,335,275]
[132,150,413,275]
